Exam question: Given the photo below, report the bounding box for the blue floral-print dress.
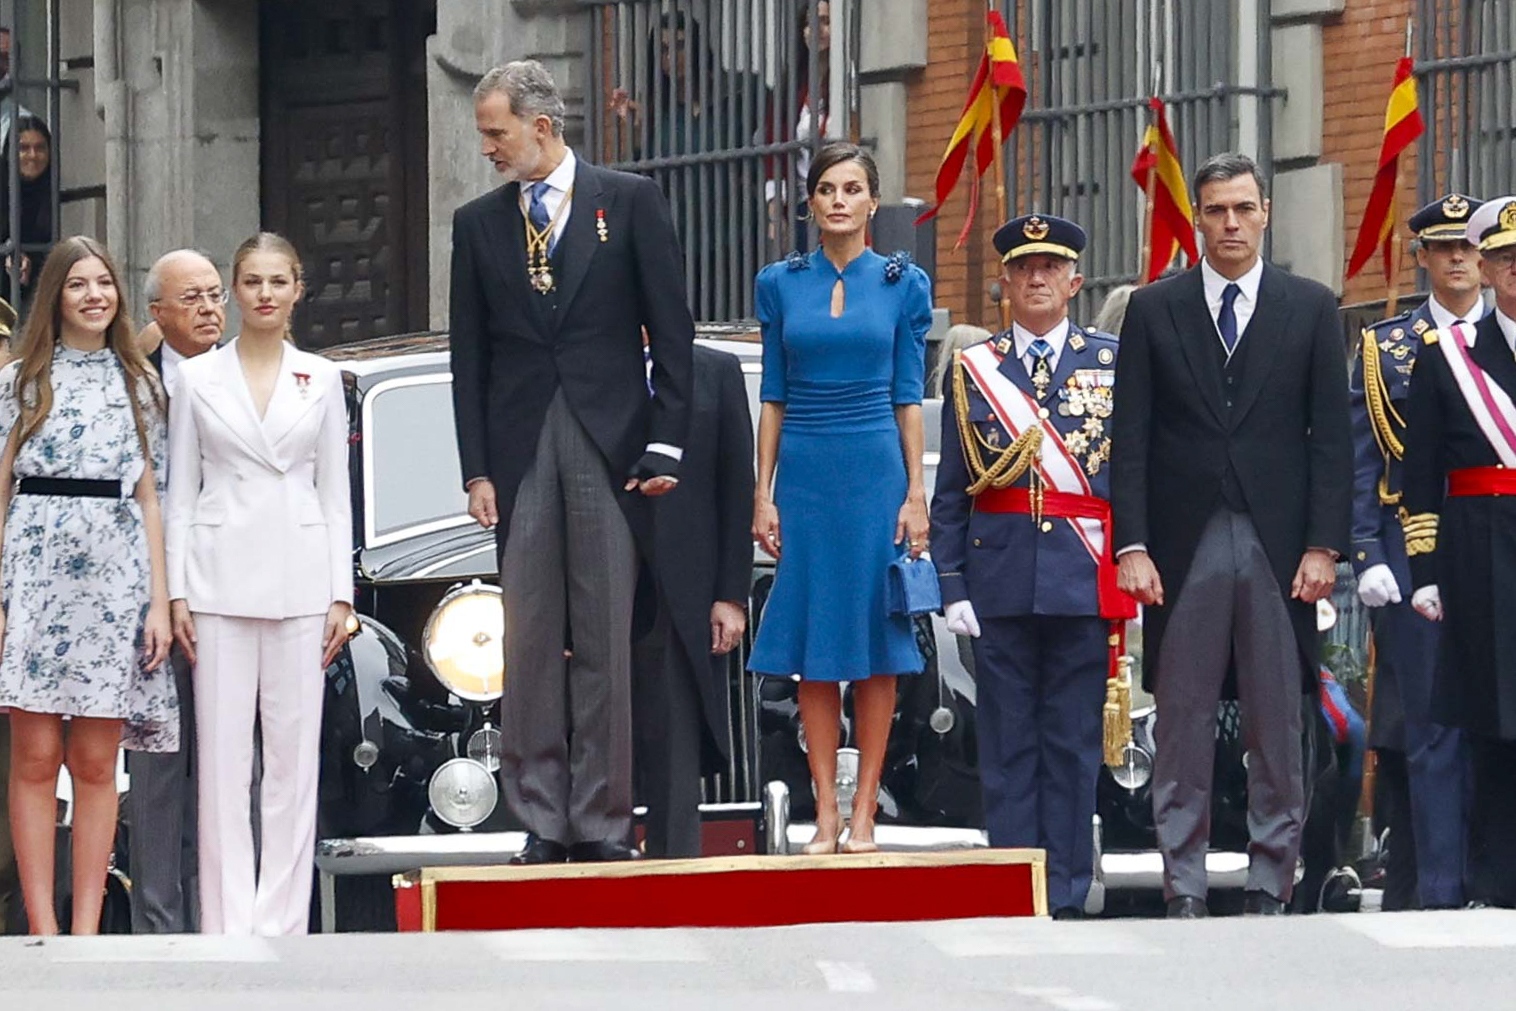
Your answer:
[0,343,178,752]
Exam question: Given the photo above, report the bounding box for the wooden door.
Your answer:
[260,0,433,347]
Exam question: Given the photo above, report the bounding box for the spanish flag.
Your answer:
[914,10,1027,247]
[1346,57,1424,281]
[1130,98,1198,283]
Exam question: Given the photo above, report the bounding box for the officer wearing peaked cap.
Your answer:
[1402,195,1516,908]
[1350,193,1485,910]
[931,213,1135,920]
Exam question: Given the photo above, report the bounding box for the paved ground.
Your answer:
[1,909,1513,1009]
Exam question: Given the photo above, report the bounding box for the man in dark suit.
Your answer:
[450,60,695,864]
[1110,153,1353,918]
[1350,195,1485,911]
[1403,196,1516,908]
[633,343,754,857]
[129,248,226,932]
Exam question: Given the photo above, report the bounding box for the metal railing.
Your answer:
[583,0,860,324]
[1001,0,1278,319]
[1415,1,1516,217]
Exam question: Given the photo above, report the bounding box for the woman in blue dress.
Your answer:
[749,142,933,854]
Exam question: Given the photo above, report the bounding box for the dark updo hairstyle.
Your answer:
[805,142,880,199]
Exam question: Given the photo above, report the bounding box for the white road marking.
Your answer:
[483,928,709,962]
[923,918,1160,957]
[815,960,877,992]
[45,935,278,963]
[1014,985,1119,1010]
[1340,909,1516,948]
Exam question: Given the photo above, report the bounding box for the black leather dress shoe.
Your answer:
[568,840,642,863]
[509,837,569,865]
[1243,890,1287,916]
[1051,907,1085,921]
[1166,896,1208,919]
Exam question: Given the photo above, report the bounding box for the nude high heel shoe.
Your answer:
[802,810,844,855]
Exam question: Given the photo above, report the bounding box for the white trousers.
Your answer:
[193,613,325,936]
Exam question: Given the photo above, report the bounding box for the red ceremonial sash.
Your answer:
[958,343,1137,622]
[1447,466,1516,497]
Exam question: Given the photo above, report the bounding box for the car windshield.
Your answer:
[364,375,471,545]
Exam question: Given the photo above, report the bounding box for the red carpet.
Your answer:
[395,849,1047,931]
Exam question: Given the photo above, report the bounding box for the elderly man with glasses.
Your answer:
[127,248,227,933]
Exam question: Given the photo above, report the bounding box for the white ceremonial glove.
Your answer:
[945,600,982,639]
[1356,563,1403,608]
[1411,585,1443,622]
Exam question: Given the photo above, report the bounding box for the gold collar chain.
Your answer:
[524,183,574,294]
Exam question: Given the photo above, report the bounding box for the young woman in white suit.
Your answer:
[165,232,354,935]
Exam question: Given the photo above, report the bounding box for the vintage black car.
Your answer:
[309,330,1349,929]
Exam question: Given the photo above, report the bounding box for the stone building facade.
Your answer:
[19,1,1513,340]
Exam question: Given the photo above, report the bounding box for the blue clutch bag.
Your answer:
[887,553,942,617]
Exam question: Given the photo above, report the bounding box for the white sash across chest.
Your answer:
[1438,322,1516,467]
[959,342,1104,563]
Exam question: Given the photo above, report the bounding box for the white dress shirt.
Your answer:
[518,147,578,248]
[159,339,186,401]
[1011,318,1071,376]
[1426,293,1484,333]
[1201,256,1264,355]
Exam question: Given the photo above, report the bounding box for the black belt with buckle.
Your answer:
[17,477,121,498]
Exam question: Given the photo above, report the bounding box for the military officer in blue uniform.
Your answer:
[931,213,1134,920]
[1351,192,1486,910]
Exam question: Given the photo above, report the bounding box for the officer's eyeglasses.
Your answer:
[1486,250,1516,269]
[165,288,229,308]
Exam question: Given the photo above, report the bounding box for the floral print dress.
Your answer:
[0,343,177,752]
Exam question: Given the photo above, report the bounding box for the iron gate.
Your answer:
[1001,0,1278,318]
[583,0,859,324]
[1415,1,1516,220]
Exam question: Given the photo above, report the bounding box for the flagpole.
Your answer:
[989,1,1012,330]
[1385,19,1414,318]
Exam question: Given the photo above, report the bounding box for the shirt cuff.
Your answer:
[465,476,490,489]
[1116,543,1147,557]
[646,443,684,462]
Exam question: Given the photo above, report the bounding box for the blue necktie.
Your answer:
[528,181,556,254]
[1218,282,1241,354]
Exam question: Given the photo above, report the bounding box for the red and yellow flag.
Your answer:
[914,10,1027,247]
[1130,98,1198,283]
[1346,57,1424,281]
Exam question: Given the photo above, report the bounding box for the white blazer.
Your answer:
[166,338,354,619]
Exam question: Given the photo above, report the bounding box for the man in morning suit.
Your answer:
[129,249,227,932]
[1110,153,1353,918]
[1350,194,1485,911]
[633,342,754,857]
[931,214,1133,920]
[1403,197,1516,908]
[450,60,695,864]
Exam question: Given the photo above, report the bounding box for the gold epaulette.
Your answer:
[1361,326,1405,464]
[953,349,1042,496]
[1399,509,1439,557]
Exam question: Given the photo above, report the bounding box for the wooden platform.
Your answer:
[393,849,1047,931]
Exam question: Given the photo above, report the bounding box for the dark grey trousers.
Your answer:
[632,602,704,858]
[499,392,639,846]
[128,646,199,933]
[1152,510,1305,902]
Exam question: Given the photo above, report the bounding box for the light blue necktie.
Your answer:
[528,181,556,254]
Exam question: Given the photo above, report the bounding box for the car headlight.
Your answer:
[427,757,498,829]
[422,581,505,701]
[1110,743,1154,791]
[466,723,503,773]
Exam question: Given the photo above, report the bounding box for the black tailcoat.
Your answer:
[448,159,696,550]
[642,345,755,767]
[1109,263,1353,692]
[1403,313,1516,740]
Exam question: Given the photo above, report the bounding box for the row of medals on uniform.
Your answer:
[1021,343,1114,476]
